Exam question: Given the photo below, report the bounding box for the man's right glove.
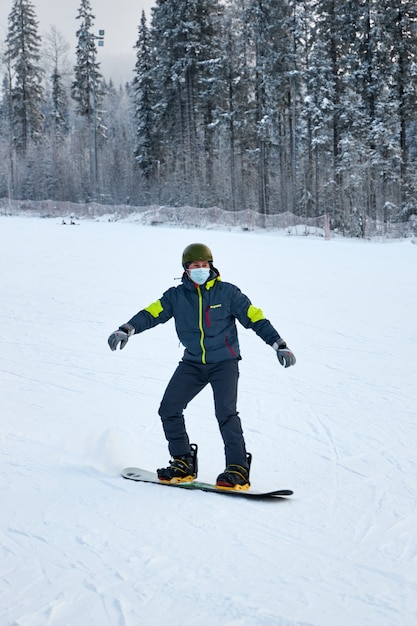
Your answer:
[273,341,296,368]
[108,323,135,351]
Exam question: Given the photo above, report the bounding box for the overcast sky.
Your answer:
[0,0,155,84]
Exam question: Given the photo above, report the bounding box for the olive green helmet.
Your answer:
[182,243,213,267]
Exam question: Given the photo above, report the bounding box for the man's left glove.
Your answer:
[273,341,296,368]
[108,323,135,351]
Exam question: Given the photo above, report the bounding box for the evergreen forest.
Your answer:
[2,0,417,236]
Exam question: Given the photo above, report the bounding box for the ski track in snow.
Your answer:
[1,216,417,626]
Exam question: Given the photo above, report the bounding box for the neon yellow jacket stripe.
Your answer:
[197,286,206,364]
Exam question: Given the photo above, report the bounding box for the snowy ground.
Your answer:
[1,216,417,626]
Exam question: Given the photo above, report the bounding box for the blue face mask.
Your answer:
[189,267,210,285]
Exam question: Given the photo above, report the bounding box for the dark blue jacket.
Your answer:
[127,270,282,364]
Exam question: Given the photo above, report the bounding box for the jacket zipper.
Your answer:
[197,286,206,364]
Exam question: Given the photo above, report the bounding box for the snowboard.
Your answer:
[121,467,293,499]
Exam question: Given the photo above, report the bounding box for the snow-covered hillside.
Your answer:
[1,216,416,626]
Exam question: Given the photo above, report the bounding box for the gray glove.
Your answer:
[108,323,135,351]
[273,341,296,368]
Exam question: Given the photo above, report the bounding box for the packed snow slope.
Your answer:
[1,216,417,626]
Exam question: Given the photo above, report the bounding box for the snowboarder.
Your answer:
[108,243,296,490]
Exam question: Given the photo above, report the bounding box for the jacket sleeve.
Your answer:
[126,288,174,334]
[231,286,282,346]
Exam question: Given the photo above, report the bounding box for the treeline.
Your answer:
[1,0,417,234]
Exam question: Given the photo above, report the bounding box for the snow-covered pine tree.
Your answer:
[310,0,417,230]
[195,0,225,202]
[298,20,335,220]
[378,0,417,214]
[4,0,45,152]
[0,69,15,195]
[311,0,356,226]
[43,26,71,140]
[133,11,157,187]
[100,80,136,204]
[72,0,104,119]
[244,0,295,216]
[150,0,225,205]
[334,0,399,227]
[219,0,255,211]
[71,0,106,200]
[50,67,69,139]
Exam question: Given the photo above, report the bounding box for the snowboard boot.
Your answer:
[157,443,198,484]
[215,453,252,490]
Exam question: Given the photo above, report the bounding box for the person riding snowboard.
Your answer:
[108,243,296,490]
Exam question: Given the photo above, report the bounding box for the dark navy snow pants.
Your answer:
[158,359,248,467]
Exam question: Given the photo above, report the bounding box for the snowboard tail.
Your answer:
[122,467,293,499]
